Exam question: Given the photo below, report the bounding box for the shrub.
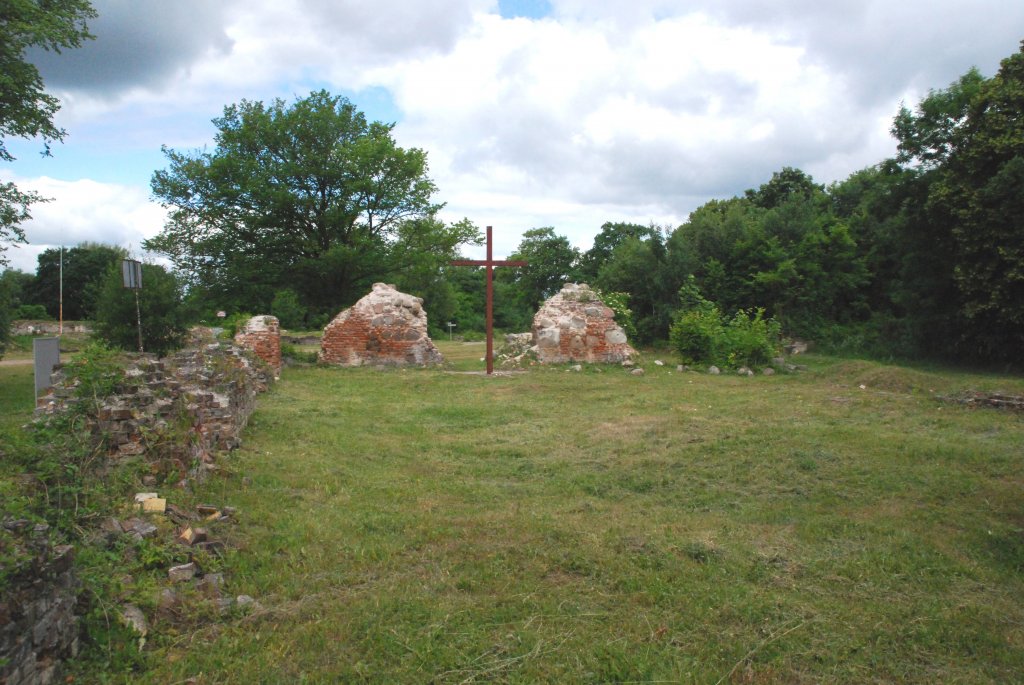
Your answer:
[669,277,781,368]
[15,303,50,319]
[722,308,781,367]
[271,289,306,329]
[93,262,188,357]
[669,306,724,364]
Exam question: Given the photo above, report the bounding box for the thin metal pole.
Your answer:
[135,289,144,353]
[58,245,63,336]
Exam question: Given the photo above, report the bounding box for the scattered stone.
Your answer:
[168,562,197,583]
[785,339,808,355]
[176,526,197,546]
[196,540,226,556]
[142,497,167,514]
[119,604,148,638]
[319,283,443,367]
[708,366,720,375]
[762,367,776,376]
[571,364,582,372]
[121,518,158,539]
[196,504,219,516]
[622,359,635,368]
[164,502,193,523]
[195,573,224,598]
[157,587,181,613]
[235,595,262,612]
[203,510,222,522]
[654,359,665,366]
[631,368,645,376]
[142,474,157,487]
[737,367,754,377]
[134,492,158,505]
[532,283,636,364]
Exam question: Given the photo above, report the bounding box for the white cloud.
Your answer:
[12,0,1024,265]
[0,172,167,274]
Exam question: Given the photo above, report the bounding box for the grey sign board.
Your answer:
[33,337,61,397]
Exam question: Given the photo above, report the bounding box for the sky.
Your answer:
[2,0,1023,274]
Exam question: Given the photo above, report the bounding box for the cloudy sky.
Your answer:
[2,0,1022,273]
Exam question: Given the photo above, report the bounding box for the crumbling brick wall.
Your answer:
[532,283,636,364]
[37,340,273,485]
[319,283,443,367]
[233,315,281,378]
[0,532,78,685]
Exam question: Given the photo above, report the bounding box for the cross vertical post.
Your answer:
[450,226,527,375]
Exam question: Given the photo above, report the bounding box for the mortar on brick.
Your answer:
[233,315,282,379]
[532,283,636,364]
[319,283,443,367]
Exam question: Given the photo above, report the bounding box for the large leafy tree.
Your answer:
[0,0,95,266]
[26,242,125,319]
[500,227,581,314]
[892,42,1024,360]
[147,90,456,315]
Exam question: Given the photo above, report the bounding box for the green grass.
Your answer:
[0,365,34,431]
[0,349,1012,683]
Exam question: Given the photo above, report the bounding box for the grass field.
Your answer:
[110,344,1023,684]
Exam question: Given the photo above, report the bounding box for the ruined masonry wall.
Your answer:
[234,315,281,378]
[532,283,636,364]
[37,341,274,479]
[319,283,443,367]
[3,340,274,682]
[0,539,77,685]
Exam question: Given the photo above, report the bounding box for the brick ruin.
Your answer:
[0,535,77,685]
[319,283,443,367]
[36,340,273,482]
[234,315,282,378]
[532,283,636,364]
[3,338,273,684]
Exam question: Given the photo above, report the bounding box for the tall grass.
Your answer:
[73,349,1024,682]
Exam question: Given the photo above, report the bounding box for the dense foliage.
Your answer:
[92,262,188,356]
[442,43,1023,367]
[146,90,478,324]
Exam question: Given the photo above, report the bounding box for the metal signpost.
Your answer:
[33,337,61,401]
[122,259,144,352]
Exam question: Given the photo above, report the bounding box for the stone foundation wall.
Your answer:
[319,283,443,367]
[234,315,281,378]
[0,534,78,685]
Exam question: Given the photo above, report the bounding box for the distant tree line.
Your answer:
[2,42,1021,366]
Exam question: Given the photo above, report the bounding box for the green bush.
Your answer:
[669,278,781,368]
[669,306,724,364]
[93,262,188,357]
[722,308,781,367]
[15,303,50,319]
[271,289,306,329]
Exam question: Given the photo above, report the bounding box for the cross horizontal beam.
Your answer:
[449,226,528,374]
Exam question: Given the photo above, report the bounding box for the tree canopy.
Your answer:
[146,90,467,318]
[0,0,95,266]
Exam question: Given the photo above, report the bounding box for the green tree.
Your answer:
[0,0,95,265]
[26,243,125,319]
[146,90,461,317]
[93,262,188,356]
[500,227,581,313]
[578,222,660,280]
[892,42,1024,360]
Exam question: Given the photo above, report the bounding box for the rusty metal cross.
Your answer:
[450,226,527,374]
